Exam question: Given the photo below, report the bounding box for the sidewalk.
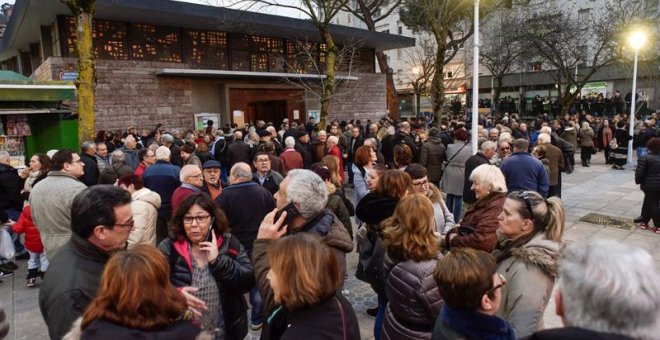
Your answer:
[1,152,657,340]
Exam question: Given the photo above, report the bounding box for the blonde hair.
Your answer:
[383,194,439,262]
[321,155,342,187]
[508,191,564,242]
[469,164,507,194]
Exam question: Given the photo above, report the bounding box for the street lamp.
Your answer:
[471,0,480,154]
[412,66,422,116]
[627,30,646,166]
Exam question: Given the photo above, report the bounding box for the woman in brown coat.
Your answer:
[446,164,507,253]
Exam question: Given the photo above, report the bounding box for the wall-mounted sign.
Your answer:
[59,71,79,81]
[193,113,220,131]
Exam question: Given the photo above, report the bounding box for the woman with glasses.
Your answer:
[445,164,507,253]
[432,248,515,340]
[380,194,443,340]
[159,193,254,339]
[493,190,564,338]
[404,164,454,234]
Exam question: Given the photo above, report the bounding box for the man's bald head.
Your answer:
[229,162,252,184]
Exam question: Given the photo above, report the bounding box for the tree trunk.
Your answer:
[431,40,447,123]
[376,51,399,120]
[319,26,337,131]
[76,11,95,142]
[493,76,503,119]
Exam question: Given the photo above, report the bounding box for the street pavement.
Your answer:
[1,151,657,340]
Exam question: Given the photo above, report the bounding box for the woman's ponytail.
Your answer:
[544,196,565,242]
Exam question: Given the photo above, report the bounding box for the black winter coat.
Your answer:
[420,137,446,184]
[80,153,100,186]
[0,163,23,211]
[158,233,254,340]
[80,319,201,339]
[462,153,490,205]
[636,153,660,192]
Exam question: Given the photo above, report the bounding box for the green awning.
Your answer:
[0,70,31,82]
[0,70,76,102]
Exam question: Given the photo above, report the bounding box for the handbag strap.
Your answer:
[335,297,348,340]
[445,142,469,167]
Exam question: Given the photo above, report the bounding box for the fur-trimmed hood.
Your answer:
[508,232,560,278]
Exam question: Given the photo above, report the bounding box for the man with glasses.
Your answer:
[95,142,110,172]
[490,140,511,167]
[30,149,87,258]
[200,160,223,200]
[134,148,157,178]
[432,248,515,339]
[171,165,205,212]
[39,185,132,340]
[252,152,283,195]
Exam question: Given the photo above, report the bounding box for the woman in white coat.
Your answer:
[117,174,161,248]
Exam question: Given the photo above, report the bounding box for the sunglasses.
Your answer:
[512,190,535,219]
[485,273,507,295]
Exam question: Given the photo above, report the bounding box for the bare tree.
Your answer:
[397,37,435,115]
[342,0,403,117]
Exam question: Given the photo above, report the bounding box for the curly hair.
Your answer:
[382,194,439,262]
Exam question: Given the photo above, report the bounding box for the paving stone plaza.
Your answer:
[2,152,658,340]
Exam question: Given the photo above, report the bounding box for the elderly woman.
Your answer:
[446,164,506,253]
[67,245,206,338]
[635,137,660,232]
[264,233,360,339]
[579,122,594,167]
[117,174,161,248]
[352,145,378,204]
[381,194,444,339]
[180,144,202,169]
[405,164,454,234]
[279,136,304,176]
[326,135,345,182]
[441,129,473,219]
[493,190,564,337]
[158,193,254,339]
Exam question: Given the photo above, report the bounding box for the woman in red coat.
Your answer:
[12,203,48,287]
[326,135,345,183]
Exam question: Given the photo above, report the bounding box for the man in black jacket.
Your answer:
[80,141,100,186]
[463,141,497,207]
[39,185,132,340]
[0,151,24,220]
[216,162,275,330]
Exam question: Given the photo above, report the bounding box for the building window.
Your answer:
[183,29,228,70]
[398,26,403,35]
[529,62,542,72]
[130,23,182,62]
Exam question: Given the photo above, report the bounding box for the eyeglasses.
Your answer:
[186,173,203,179]
[111,220,135,229]
[183,215,211,225]
[501,147,510,150]
[256,159,270,163]
[485,273,507,295]
[70,159,84,165]
[512,190,535,219]
[411,179,428,188]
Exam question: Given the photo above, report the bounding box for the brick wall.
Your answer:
[32,57,388,133]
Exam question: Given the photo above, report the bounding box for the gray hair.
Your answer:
[480,141,497,152]
[469,164,507,193]
[284,136,296,148]
[538,133,551,144]
[161,134,174,144]
[180,164,200,183]
[155,146,170,160]
[559,239,660,338]
[285,169,328,218]
[111,150,125,164]
[81,141,95,153]
[540,126,552,134]
[498,132,513,143]
[327,135,338,145]
[230,162,253,182]
[234,131,243,140]
[0,150,9,162]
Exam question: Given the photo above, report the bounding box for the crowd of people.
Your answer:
[0,108,658,340]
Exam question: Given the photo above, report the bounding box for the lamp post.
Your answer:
[627,30,646,166]
[412,66,422,116]
[471,0,480,154]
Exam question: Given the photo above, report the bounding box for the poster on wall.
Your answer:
[193,113,220,132]
[307,110,320,122]
[232,110,245,128]
[0,136,26,167]
[5,115,31,136]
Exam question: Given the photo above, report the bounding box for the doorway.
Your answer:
[247,100,287,124]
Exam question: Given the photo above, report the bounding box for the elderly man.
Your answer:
[295,130,313,169]
[488,128,500,143]
[0,151,24,220]
[537,133,564,198]
[266,126,283,154]
[227,131,251,168]
[120,134,140,169]
[201,160,223,200]
[462,141,497,208]
[170,164,204,211]
[252,169,354,320]
[311,130,327,163]
[279,136,304,176]
[98,150,134,185]
[39,186,132,340]
[134,148,156,178]
[347,126,364,185]
[385,121,419,163]
[253,152,284,195]
[95,142,110,172]
[501,139,549,197]
[80,141,100,186]
[142,146,181,243]
[491,140,512,167]
[161,134,183,167]
[216,162,275,330]
[527,239,660,339]
[30,149,87,257]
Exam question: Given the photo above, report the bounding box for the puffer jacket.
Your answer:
[158,233,254,340]
[579,128,595,148]
[420,136,446,184]
[382,252,444,340]
[560,127,578,148]
[495,232,560,338]
[12,205,44,253]
[449,192,506,252]
[636,153,660,192]
[325,183,353,239]
[127,188,161,249]
[252,209,353,320]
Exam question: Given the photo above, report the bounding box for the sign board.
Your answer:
[59,71,79,81]
[193,113,220,132]
[308,110,320,122]
[232,110,245,128]
[293,110,300,120]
